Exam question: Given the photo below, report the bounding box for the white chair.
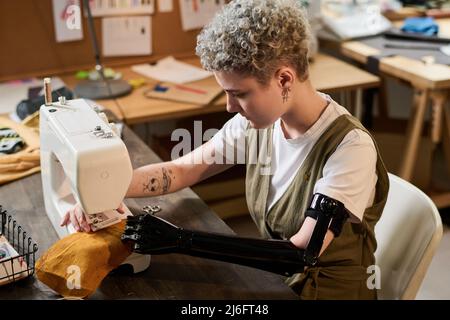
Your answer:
[374,173,443,300]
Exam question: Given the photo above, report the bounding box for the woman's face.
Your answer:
[214,71,288,129]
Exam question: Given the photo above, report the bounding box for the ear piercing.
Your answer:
[282,87,291,103]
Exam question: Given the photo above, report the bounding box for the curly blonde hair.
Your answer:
[196,0,312,85]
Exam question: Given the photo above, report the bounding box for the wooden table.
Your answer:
[339,18,450,208]
[60,53,380,125]
[0,125,297,300]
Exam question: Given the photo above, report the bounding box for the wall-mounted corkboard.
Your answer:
[0,0,201,81]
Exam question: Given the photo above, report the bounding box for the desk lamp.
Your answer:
[74,0,131,99]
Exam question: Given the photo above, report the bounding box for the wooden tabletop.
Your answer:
[61,53,379,125]
[0,125,297,300]
[341,18,450,89]
[309,53,380,91]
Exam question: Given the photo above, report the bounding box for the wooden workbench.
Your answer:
[340,18,450,208]
[0,125,297,300]
[60,53,380,125]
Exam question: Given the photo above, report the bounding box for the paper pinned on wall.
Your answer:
[158,0,173,12]
[131,56,212,84]
[102,16,152,57]
[179,0,225,31]
[52,0,83,42]
[88,0,155,17]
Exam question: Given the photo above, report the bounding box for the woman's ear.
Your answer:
[275,67,295,89]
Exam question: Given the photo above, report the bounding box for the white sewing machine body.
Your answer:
[40,97,150,273]
[40,98,130,236]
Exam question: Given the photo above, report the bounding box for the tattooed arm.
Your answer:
[126,139,234,198]
[126,162,180,197]
[60,140,232,231]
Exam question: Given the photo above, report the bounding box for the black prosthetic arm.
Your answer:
[121,213,306,276]
[183,231,306,276]
[303,193,350,265]
[121,193,350,276]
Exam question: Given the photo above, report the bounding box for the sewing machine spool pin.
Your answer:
[43,78,71,110]
[44,78,52,106]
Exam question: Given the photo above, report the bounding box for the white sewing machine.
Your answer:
[39,78,150,273]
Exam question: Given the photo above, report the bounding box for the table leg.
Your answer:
[430,90,447,148]
[377,76,389,121]
[354,88,363,121]
[399,88,429,182]
[362,88,375,128]
[443,101,450,181]
[429,101,450,209]
[340,91,349,110]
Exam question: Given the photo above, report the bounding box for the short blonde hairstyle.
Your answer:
[196,0,312,85]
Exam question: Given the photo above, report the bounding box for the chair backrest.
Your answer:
[374,173,443,300]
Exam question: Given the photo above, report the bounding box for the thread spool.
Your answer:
[44,78,52,106]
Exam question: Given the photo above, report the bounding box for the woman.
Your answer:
[62,0,389,299]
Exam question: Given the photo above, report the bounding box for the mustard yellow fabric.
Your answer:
[0,113,40,185]
[35,221,132,299]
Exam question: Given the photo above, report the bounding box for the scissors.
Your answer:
[142,205,162,215]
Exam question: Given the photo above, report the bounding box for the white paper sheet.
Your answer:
[0,77,65,117]
[0,79,40,115]
[131,56,212,84]
[102,16,152,57]
[89,0,155,16]
[158,0,173,12]
[179,0,225,31]
[52,0,83,42]
[0,237,29,286]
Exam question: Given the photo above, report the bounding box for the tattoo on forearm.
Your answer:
[142,168,174,195]
[143,176,161,194]
[162,167,172,194]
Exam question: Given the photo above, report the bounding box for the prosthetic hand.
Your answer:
[121,193,349,276]
[121,212,306,276]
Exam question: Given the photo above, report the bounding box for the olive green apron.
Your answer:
[245,114,389,300]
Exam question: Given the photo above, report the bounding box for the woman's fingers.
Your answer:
[60,211,70,227]
[81,220,91,232]
[75,206,91,232]
[69,207,82,232]
[59,205,93,232]
[116,202,125,214]
[79,214,92,232]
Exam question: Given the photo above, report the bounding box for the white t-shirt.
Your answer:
[210,95,378,223]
